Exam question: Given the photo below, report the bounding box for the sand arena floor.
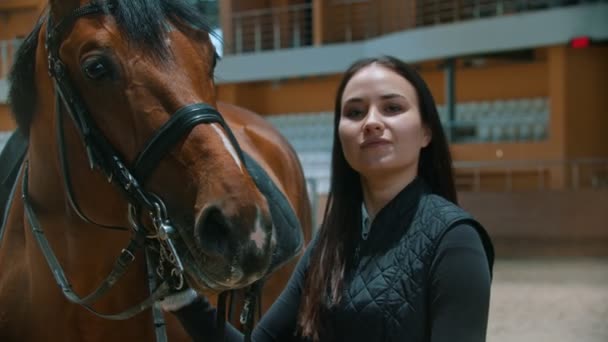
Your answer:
[487,258,608,342]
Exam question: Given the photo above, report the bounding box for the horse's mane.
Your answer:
[8,11,44,136]
[8,0,218,137]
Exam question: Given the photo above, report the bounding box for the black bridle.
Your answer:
[21,2,259,341]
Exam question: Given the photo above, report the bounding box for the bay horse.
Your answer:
[0,0,311,341]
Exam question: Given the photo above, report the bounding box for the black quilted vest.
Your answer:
[320,179,494,342]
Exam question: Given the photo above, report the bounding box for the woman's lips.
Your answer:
[361,138,390,149]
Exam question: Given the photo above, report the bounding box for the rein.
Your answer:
[22,163,172,320]
[18,2,262,340]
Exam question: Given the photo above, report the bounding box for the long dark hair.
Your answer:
[298,56,457,340]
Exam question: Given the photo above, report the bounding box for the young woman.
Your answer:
[164,56,494,342]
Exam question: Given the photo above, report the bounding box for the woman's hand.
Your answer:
[160,289,223,341]
[159,288,201,312]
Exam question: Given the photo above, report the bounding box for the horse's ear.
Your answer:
[48,0,82,23]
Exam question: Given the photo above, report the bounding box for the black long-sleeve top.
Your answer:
[174,223,491,341]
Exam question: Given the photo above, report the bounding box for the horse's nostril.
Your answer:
[197,206,232,257]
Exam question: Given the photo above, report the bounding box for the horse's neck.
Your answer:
[24,129,138,279]
[28,124,130,224]
[22,138,151,310]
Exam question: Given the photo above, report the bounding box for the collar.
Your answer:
[359,177,428,248]
[361,203,371,240]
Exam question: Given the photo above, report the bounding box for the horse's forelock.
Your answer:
[112,0,214,61]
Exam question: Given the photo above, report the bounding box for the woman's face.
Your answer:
[338,64,431,179]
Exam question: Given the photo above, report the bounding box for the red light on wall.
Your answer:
[570,36,591,49]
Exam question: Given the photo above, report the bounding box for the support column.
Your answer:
[312,0,324,46]
[219,0,233,55]
[547,45,568,189]
[444,58,456,142]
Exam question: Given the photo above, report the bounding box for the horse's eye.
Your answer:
[81,56,113,80]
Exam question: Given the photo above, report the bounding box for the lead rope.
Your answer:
[217,291,229,342]
[145,248,168,342]
[214,282,263,342]
[227,290,237,324]
[241,281,263,342]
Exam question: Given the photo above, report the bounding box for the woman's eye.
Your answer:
[385,104,403,113]
[82,57,113,80]
[344,108,365,118]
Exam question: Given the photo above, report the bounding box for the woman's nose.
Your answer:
[363,110,384,134]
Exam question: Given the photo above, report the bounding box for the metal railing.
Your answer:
[414,0,576,26]
[323,0,417,44]
[0,39,22,81]
[304,158,608,233]
[302,158,608,196]
[231,3,313,54]
[453,158,608,191]
[227,0,598,54]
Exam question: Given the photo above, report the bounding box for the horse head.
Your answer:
[15,0,275,294]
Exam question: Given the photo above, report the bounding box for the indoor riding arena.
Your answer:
[1,0,607,341]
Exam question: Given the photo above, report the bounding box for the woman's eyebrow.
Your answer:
[344,97,365,104]
[380,93,406,100]
[344,93,407,104]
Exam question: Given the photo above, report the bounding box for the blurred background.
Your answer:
[1,0,606,340]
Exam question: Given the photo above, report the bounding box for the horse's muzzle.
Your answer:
[194,204,273,287]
